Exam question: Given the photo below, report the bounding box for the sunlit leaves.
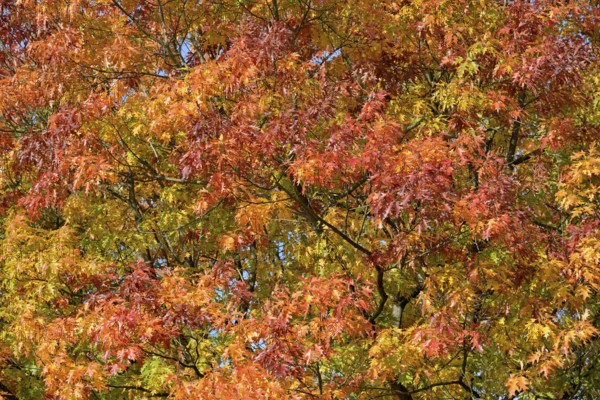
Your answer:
[0,0,599,398]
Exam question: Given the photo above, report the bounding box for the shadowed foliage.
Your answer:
[0,0,599,398]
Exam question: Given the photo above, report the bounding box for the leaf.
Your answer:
[506,375,530,397]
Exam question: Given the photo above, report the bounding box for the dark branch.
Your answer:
[369,266,388,324]
[0,382,19,400]
[509,148,542,166]
[107,384,169,397]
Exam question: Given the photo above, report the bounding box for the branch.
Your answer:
[106,384,169,397]
[390,380,413,400]
[145,173,208,185]
[394,284,423,328]
[313,208,373,256]
[110,1,161,44]
[506,117,521,166]
[392,379,480,397]
[404,118,423,134]
[272,0,280,21]
[109,0,184,68]
[509,148,542,166]
[506,92,527,167]
[0,382,19,400]
[331,174,369,199]
[277,178,373,256]
[457,380,482,399]
[532,219,560,232]
[369,266,388,324]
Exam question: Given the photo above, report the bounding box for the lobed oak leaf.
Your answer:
[506,375,529,397]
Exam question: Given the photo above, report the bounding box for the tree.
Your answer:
[0,0,599,398]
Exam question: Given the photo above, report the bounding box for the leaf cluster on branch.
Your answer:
[0,0,599,398]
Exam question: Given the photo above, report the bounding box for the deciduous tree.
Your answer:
[0,0,599,398]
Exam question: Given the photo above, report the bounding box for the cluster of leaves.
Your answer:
[0,0,599,398]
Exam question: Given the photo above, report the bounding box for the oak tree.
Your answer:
[0,0,599,398]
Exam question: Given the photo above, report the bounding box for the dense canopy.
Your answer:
[0,0,599,398]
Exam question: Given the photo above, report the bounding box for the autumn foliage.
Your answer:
[0,0,599,398]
